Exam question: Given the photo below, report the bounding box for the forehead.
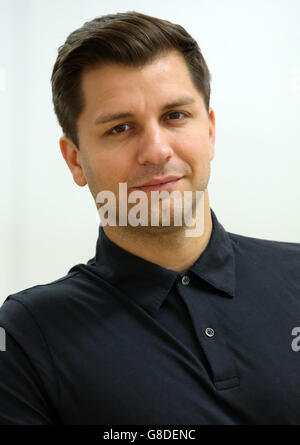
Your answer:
[80,51,202,114]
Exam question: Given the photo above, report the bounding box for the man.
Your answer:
[0,11,300,425]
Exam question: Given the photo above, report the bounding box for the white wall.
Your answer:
[1,0,299,303]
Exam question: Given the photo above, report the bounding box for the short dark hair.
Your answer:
[51,11,211,148]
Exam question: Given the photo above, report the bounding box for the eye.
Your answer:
[108,123,131,136]
[165,111,186,120]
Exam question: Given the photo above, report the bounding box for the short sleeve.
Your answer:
[0,297,60,425]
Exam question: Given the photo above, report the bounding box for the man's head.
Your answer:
[51,11,215,234]
[51,11,212,149]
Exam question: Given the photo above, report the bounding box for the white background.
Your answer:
[1,0,299,304]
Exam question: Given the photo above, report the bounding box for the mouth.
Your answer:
[134,178,182,192]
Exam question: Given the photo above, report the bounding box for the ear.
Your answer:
[59,136,87,187]
[208,107,216,161]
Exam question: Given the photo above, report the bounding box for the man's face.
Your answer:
[60,50,215,230]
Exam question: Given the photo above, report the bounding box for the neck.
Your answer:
[102,189,213,272]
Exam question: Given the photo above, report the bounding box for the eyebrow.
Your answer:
[93,95,196,126]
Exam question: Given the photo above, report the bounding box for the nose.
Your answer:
[136,122,174,165]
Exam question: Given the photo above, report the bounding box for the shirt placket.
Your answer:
[176,272,240,391]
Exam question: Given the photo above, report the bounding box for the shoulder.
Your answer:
[227,231,300,270]
[228,231,300,253]
[0,256,100,327]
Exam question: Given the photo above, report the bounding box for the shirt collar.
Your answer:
[94,208,236,316]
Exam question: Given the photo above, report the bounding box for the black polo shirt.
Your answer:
[0,208,300,425]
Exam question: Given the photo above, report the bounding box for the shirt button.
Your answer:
[181,275,190,285]
[205,327,215,338]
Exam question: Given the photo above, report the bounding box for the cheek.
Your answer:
[98,154,132,190]
[81,153,109,195]
[178,132,209,167]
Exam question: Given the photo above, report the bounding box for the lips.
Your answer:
[137,175,183,187]
[135,176,183,192]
